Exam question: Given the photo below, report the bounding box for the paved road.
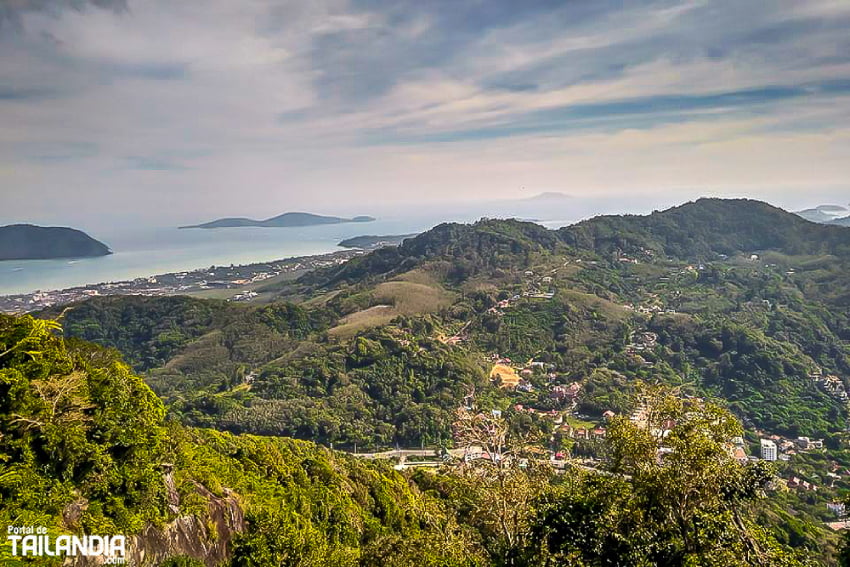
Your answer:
[346,448,441,459]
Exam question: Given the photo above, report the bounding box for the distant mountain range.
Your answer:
[0,224,111,261]
[795,204,850,226]
[179,212,375,229]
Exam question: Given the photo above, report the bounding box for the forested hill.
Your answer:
[560,198,850,260]
[300,218,567,288]
[0,224,111,260]
[301,199,850,291]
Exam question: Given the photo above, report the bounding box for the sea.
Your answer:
[2,190,771,296]
[0,204,585,296]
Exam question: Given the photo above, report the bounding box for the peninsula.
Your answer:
[0,224,111,261]
[337,233,418,250]
[179,212,375,229]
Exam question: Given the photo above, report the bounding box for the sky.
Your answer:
[1,0,849,228]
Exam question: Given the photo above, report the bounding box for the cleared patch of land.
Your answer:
[490,363,520,388]
[329,278,455,338]
[187,269,308,302]
[559,289,632,319]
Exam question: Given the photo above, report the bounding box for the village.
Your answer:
[451,260,850,530]
[0,250,362,314]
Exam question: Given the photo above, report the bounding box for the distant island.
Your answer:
[521,191,572,202]
[0,224,111,261]
[338,233,418,250]
[180,212,376,229]
[795,204,849,224]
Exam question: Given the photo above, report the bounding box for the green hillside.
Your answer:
[0,314,484,566]
[25,198,850,564]
[0,313,824,566]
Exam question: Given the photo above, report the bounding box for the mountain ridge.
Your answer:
[300,198,850,290]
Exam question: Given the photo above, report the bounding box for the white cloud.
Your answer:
[0,0,848,227]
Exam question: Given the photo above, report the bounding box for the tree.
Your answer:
[530,385,806,566]
[451,407,549,566]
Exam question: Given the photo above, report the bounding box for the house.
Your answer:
[796,436,820,450]
[731,447,748,463]
[602,410,616,420]
[828,502,846,517]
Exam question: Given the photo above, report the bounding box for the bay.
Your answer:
[0,214,449,296]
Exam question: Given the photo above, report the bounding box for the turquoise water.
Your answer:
[0,194,680,296]
[0,214,451,295]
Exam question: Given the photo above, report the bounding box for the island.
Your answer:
[0,224,111,261]
[522,191,573,201]
[179,212,376,229]
[337,233,418,250]
[795,204,849,224]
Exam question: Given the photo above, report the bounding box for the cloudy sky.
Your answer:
[1,0,849,227]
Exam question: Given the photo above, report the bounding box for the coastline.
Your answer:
[0,249,362,315]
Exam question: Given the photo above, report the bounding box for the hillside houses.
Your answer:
[809,370,848,401]
[627,331,658,355]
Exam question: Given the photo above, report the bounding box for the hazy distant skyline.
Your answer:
[1,0,849,227]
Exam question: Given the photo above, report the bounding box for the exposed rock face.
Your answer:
[62,497,89,528]
[69,482,245,567]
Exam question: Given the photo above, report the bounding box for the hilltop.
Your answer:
[179,211,375,229]
[561,198,850,259]
[0,224,111,261]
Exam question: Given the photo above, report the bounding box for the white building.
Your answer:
[760,439,778,461]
